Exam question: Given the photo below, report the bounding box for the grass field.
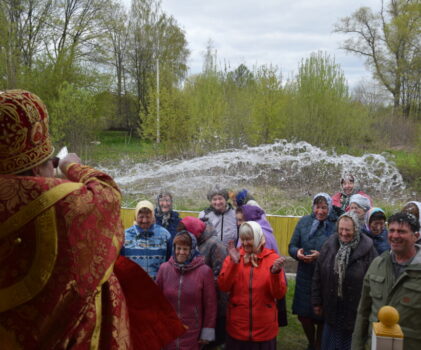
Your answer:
[277,277,308,349]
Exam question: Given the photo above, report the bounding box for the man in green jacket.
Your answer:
[352,212,421,350]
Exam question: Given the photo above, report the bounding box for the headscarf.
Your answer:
[403,201,421,229]
[134,200,155,225]
[235,189,255,207]
[241,205,273,235]
[240,221,265,267]
[364,207,386,232]
[334,212,360,298]
[340,173,360,195]
[309,193,333,238]
[181,216,206,238]
[156,191,173,227]
[349,194,371,212]
[338,173,360,210]
[172,231,200,267]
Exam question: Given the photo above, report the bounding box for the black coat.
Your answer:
[311,233,377,331]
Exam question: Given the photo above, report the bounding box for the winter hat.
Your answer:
[349,194,371,212]
[236,189,254,207]
[241,205,264,221]
[207,186,229,201]
[181,216,206,238]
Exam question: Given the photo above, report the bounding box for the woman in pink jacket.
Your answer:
[156,231,217,350]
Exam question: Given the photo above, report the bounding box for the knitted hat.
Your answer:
[181,216,206,238]
[0,90,54,174]
[207,186,229,201]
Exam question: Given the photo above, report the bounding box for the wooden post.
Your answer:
[371,306,403,350]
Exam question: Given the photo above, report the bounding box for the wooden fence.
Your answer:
[120,208,300,255]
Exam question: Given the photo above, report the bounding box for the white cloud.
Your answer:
[160,0,381,87]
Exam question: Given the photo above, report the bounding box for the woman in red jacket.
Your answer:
[218,221,287,349]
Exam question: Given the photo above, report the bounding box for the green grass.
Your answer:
[85,130,163,166]
[277,278,308,349]
[386,149,421,193]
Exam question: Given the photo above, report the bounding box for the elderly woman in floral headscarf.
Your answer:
[312,212,377,350]
[218,221,287,349]
[332,174,372,212]
[289,193,338,350]
[155,191,181,241]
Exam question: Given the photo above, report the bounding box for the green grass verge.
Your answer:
[277,277,308,349]
[86,130,163,166]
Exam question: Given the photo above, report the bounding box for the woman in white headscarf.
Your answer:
[348,194,372,227]
[218,222,287,350]
[332,173,372,212]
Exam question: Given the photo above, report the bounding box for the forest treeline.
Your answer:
[0,0,420,156]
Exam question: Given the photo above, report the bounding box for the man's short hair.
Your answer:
[388,212,420,233]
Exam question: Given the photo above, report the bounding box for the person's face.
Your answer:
[369,219,385,236]
[33,158,55,177]
[241,236,254,254]
[158,195,172,213]
[349,203,365,219]
[338,217,355,244]
[175,244,191,264]
[236,212,245,227]
[136,210,154,230]
[342,180,354,195]
[211,195,227,212]
[314,202,329,221]
[388,222,419,257]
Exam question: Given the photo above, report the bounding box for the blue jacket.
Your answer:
[361,227,390,255]
[121,223,171,279]
[288,212,337,318]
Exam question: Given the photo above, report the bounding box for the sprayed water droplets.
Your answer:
[99,140,405,203]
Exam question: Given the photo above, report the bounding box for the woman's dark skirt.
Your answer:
[226,335,277,350]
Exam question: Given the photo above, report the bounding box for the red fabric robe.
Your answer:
[0,163,184,349]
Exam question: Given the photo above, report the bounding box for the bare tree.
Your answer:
[335,0,421,118]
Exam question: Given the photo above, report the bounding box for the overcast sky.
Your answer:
[158,0,381,88]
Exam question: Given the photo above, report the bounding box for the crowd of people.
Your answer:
[1,90,420,350]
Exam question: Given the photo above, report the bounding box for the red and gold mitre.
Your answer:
[0,90,54,174]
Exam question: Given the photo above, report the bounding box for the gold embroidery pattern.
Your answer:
[0,207,57,312]
[0,90,54,174]
[0,182,83,239]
